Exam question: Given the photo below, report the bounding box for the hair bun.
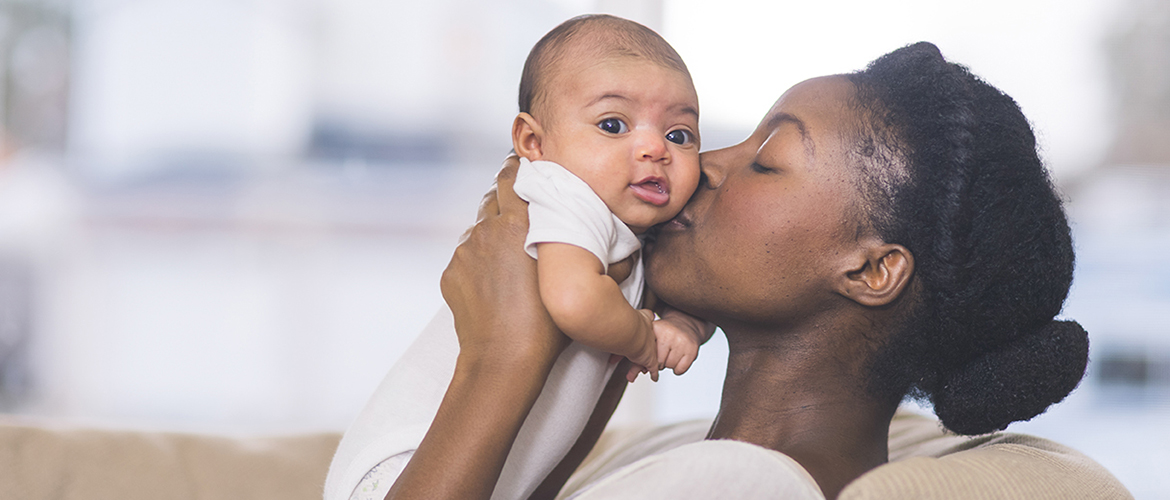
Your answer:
[932,320,1090,435]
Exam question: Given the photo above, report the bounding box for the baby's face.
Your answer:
[537,57,701,234]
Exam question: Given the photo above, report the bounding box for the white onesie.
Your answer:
[324,158,645,500]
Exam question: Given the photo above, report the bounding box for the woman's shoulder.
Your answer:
[558,409,1132,500]
[841,409,1133,500]
[559,419,824,500]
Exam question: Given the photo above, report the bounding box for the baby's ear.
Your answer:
[512,113,545,160]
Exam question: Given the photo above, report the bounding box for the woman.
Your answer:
[385,42,1090,499]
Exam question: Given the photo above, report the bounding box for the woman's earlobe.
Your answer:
[512,113,545,161]
[840,243,914,307]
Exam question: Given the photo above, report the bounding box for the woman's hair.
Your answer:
[848,42,1090,435]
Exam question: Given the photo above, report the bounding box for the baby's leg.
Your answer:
[324,305,617,500]
[493,343,616,499]
[324,306,459,500]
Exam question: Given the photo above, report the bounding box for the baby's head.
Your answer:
[512,15,700,234]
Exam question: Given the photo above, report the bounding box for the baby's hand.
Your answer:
[653,317,702,376]
[621,309,659,382]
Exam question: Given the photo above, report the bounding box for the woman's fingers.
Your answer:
[443,153,566,362]
[462,156,517,242]
[461,189,498,245]
[475,185,499,222]
[478,155,519,218]
[495,155,526,216]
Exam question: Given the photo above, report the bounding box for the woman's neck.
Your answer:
[707,326,897,499]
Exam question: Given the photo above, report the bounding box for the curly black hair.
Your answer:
[849,42,1090,435]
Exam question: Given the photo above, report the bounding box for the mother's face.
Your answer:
[645,76,869,330]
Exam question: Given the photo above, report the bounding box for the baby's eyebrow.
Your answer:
[675,105,699,121]
[587,93,633,107]
[586,94,699,122]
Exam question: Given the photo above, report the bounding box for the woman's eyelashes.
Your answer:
[598,117,629,134]
[750,162,775,173]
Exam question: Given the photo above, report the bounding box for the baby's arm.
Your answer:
[536,242,659,381]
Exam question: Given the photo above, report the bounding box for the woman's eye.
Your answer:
[666,129,693,145]
[598,118,628,134]
[751,162,773,173]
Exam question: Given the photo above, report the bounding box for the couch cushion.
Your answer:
[0,417,341,500]
[838,411,1134,499]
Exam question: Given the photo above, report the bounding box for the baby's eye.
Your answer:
[666,129,693,146]
[598,118,628,134]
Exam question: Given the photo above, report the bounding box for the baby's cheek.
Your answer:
[667,183,700,219]
[677,162,702,198]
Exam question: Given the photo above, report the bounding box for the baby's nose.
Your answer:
[635,130,668,161]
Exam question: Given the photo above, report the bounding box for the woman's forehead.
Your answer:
[763,76,855,129]
[755,76,858,159]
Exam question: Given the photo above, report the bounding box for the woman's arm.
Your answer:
[385,161,569,500]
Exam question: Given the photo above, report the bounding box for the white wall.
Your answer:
[664,0,1119,178]
[68,1,316,178]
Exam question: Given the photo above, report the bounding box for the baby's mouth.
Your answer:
[630,178,670,206]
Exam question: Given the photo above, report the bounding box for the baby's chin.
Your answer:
[619,214,678,236]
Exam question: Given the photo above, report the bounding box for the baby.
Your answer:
[324,15,712,500]
[510,14,713,383]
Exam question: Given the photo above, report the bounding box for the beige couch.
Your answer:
[0,411,1132,499]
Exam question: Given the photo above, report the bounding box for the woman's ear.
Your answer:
[838,242,914,307]
[512,113,545,161]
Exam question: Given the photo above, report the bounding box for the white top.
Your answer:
[513,157,645,306]
[325,158,646,500]
[565,440,824,500]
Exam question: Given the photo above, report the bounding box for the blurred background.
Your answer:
[0,0,1166,497]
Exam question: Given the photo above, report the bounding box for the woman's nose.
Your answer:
[699,150,728,188]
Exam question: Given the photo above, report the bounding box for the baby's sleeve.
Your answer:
[513,158,640,271]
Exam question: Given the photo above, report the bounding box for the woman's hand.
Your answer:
[386,156,569,500]
[443,156,569,363]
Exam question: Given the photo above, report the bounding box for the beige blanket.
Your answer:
[0,410,1132,500]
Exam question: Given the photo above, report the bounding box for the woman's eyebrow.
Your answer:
[767,112,808,138]
[766,112,815,158]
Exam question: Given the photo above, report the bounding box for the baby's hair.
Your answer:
[518,14,692,119]
[849,43,1089,435]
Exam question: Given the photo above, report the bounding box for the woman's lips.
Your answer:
[660,209,692,232]
[630,177,670,206]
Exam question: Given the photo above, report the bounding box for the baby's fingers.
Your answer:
[625,363,642,383]
[661,345,686,375]
[672,352,696,375]
[656,336,672,371]
[625,363,659,383]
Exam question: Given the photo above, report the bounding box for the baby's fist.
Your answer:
[653,319,701,376]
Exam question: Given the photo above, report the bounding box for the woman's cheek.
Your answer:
[718,192,781,246]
